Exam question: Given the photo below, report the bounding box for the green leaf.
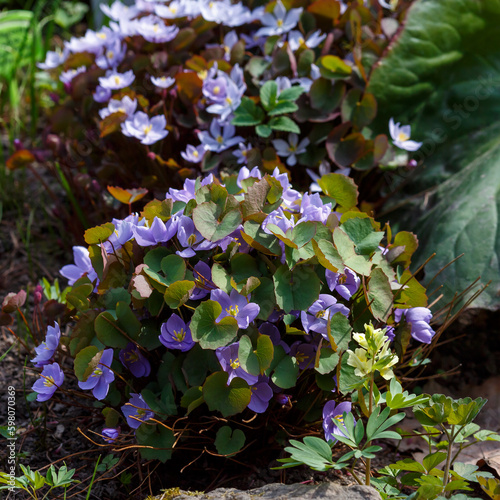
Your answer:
[95,311,128,348]
[164,280,195,309]
[54,1,89,28]
[144,247,170,273]
[115,301,141,337]
[317,173,358,209]
[256,124,272,138]
[333,228,372,276]
[389,459,426,474]
[339,352,364,394]
[0,10,43,79]
[367,268,394,322]
[315,348,339,375]
[423,452,448,474]
[271,355,299,389]
[84,223,115,245]
[278,85,305,102]
[232,96,265,126]
[291,221,317,248]
[238,334,274,375]
[268,116,301,134]
[136,424,175,463]
[190,300,239,349]
[369,0,500,309]
[312,239,344,272]
[160,255,186,285]
[267,100,299,116]
[329,312,352,351]
[203,371,251,417]
[252,277,277,320]
[341,217,384,255]
[214,426,246,455]
[260,80,278,111]
[74,346,99,382]
[192,201,242,242]
[273,265,321,313]
[318,55,352,79]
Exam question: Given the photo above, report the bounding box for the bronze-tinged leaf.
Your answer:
[307,0,341,20]
[2,290,27,313]
[6,150,35,170]
[176,72,203,102]
[100,112,127,138]
[107,186,148,204]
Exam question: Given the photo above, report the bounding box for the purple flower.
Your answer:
[198,120,244,153]
[38,49,68,70]
[122,393,154,429]
[154,1,193,19]
[122,112,168,145]
[288,30,326,52]
[216,342,259,385]
[203,75,229,103]
[237,165,262,187]
[102,427,120,443]
[389,118,422,152]
[206,30,238,61]
[32,362,64,402]
[160,314,195,352]
[259,323,290,353]
[270,167,301,208]
[136,15,179,43]
[233,143,253,165]
[325,268,361,300]
[290,341,316,370]
[151,75,175,89]
[176,215,205,257]
[60,246,99,286]
[191,262,215,300]
[205,73,245,122]
[255,0,302,37]
[248,378,273,413]
[96,40,127,69]
[210,289,260,329]
[59,66,86,84]
[102,213,145,253]
[119,343,151,378]
[78,348,115,400]
[132,216,176,247]
[99,96,137,120]
[323,400,354,443]
[181,144,205,163]
[395,307,435,344]
[385,326,395,342]
[300,294,350,338]
[101,0,140,21]
[298,192,332,224]
[93,85,111,103]
[66,27,118,54]
[272,133,309,166]
[98,69,135,90]
[31,322,61,367]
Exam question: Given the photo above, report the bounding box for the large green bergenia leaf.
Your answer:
[368,0,500,309]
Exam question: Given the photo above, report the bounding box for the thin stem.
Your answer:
[442,424,454,495]
[350,468,363,485]
[365,374,374,486]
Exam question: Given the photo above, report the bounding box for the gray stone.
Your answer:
[155,482,381,500]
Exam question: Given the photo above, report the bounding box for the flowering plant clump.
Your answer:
[24,0,419,231]
[29,170,435,463]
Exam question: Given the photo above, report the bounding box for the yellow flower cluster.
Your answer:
[347,324,398,380]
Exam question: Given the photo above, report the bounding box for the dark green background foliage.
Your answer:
[369,0,500,309]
